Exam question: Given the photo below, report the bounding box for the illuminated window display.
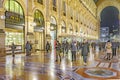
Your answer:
[5,31,24,53]
[5,32,23,45]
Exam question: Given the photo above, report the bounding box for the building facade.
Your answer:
[0,0,99,56]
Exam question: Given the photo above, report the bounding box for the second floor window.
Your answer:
[76,13,78,22]
[70,8,73,19]
[37,0,43,4]
[63,1,66,16]
[53,0,57,11]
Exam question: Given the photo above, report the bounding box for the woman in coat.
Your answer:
[105,40,112,60]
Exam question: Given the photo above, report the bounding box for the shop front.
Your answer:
[4,0,25,54]
[34,10,45,51]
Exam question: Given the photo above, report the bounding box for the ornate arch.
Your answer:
[97,0,120,20]
[3,0,26,15]
[32,7,44,17]
[34,9,45,27]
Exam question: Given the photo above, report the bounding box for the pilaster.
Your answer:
[0,8,5,56]
[25,15,35,52]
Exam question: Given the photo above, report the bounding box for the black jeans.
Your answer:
[112,48,116,56]
[71,51,76,61]
[107,53,111,60]
[56,50,61,61]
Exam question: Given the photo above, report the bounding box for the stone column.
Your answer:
[25,15,35,53]
[0,8,5,56]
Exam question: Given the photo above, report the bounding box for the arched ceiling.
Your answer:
[95,0,120,6]
[97,0,120,20]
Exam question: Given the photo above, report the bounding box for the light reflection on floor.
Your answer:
[0,49,119,80]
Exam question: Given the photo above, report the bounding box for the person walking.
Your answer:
[64,41,69,56]
[81,39,89,65]
[112,40,117,58]
[105,40,112,60]
[61,41,65,56]
[55,41,61,62]
[25,41,32,56]
[46,41,50,53]
[11,43,16,57]
[71,41,77,61]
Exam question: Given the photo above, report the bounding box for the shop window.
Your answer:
[37,0,43,5]
[4,0,25,53]
[34,10,44,31]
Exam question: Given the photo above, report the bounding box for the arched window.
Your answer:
[69,24,73,33]
[61,21,66,33]
[50,16,57,31]
[5,0,24,28]
[5,0,24,15]
[34,10,44,31]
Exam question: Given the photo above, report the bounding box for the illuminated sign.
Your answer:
[5,11,24,26]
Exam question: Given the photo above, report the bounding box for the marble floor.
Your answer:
[0,49,120,80]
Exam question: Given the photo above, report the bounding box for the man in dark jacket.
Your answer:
[81,39,89,65]
[55,41,61,62]
[46,41,50,53]
[64,41,69,56]
[71,41,77,61]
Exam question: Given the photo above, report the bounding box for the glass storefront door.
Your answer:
[35,32,44,51]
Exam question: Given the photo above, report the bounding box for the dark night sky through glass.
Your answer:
[100,6,119,34]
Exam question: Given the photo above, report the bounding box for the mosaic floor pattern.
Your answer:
[0,50,119,80]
